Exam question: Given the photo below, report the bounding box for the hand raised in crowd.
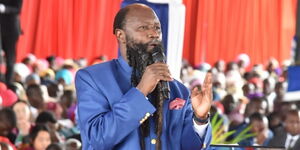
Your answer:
[136,63,173,96]
[191,72,213,123]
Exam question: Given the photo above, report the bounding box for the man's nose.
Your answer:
[148,30,160,39]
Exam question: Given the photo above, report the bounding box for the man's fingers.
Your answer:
[202,72,213,100]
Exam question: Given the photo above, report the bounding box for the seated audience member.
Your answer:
[12,100,33,146]
[19,124,52,150]
[268,109,300,149]
[239,112,273,146]
[26,84,45,111]
[35,111,63,143]
[0,108,17,144]
[268,112,283,135]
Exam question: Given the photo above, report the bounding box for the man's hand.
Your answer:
[191,73,213,121]
[136,63,173,96]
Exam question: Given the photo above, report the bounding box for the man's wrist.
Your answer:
[136,86,148,96]
[193,113,210,125]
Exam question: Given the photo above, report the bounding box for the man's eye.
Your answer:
[139,26,147,30]
[155,26,161,30]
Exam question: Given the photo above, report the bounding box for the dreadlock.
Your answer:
[127,44,165,150]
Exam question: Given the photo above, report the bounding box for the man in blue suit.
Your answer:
[75,3,212,150]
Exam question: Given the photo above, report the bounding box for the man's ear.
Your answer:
[115,29,126,44]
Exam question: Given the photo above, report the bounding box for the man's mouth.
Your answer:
[148,41,160,49]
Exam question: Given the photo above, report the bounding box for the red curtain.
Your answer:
[17,0,297,67]
[182,0,297,67]
[17,0,122,63]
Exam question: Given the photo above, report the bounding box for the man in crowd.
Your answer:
[268,109,300,149]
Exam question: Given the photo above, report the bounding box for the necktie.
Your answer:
[287,138,294,150]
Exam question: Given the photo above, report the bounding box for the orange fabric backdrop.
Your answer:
[17,0,122,63]
[16,0,297,67]
[182,0,297,67]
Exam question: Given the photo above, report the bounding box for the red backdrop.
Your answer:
[182,0,297,66]
[16,0,297,67]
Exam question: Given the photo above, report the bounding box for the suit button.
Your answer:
[151,139,156,145]
[139,119,145,124]
[145,112,151,117]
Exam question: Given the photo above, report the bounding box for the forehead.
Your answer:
[125,7,160,26]
[14,102,28,108]
[286,113,300,120]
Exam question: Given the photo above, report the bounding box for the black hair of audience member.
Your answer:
[5,83,18,94]
[61,90,75,108]
[244,96,267,118]
[67,134,81,142]
[47,82,60,98]
[21,57,31,65]
[26,84,45,110]
[36,111,57,124]
[46,56,56,70]
[221,94,236,115]
[0,107,17,143]
[249,112,265,123]
[225,61,238,72]
[46,143,63,150]
[243,72,253,81]
[29,124,50,143]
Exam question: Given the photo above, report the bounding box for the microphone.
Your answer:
[151,49,170,100]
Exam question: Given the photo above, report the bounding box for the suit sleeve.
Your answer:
[75,69,156,150]
[181,97,212,150]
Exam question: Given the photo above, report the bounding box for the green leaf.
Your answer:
[211,113,255,144]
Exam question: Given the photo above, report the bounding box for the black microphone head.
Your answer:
[151,47,166,63]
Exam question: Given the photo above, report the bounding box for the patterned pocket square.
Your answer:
[169,98,186,110]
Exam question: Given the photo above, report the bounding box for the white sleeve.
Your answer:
[193,119,209,138]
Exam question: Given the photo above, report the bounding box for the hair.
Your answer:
[46,143,63,150]
[127,43,165,150]
[36,111,57,124]
[0,107,17,130]
[284,109,300,121]
[29,124,51,143]
[113,6,130,34]
[249,112,268,126]
[26,84,43,97]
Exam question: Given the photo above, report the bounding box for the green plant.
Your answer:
[211,113,255,144]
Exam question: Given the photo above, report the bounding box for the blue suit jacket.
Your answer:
[75,57,212,150]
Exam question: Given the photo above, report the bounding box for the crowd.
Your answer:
[181,54,300,149]
[0,53,299,149]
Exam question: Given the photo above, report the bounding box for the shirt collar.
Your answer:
[117,56,132,74]
[287,133,300,140]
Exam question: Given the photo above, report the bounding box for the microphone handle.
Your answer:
[159,80,170,99]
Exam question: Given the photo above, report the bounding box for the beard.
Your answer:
[126,37,165,150]
[126,37,164,87]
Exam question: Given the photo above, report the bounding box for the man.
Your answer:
[75,3,212,150]
[0,0,22,85]
[239,112,273,146]
[268,109,300,150]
